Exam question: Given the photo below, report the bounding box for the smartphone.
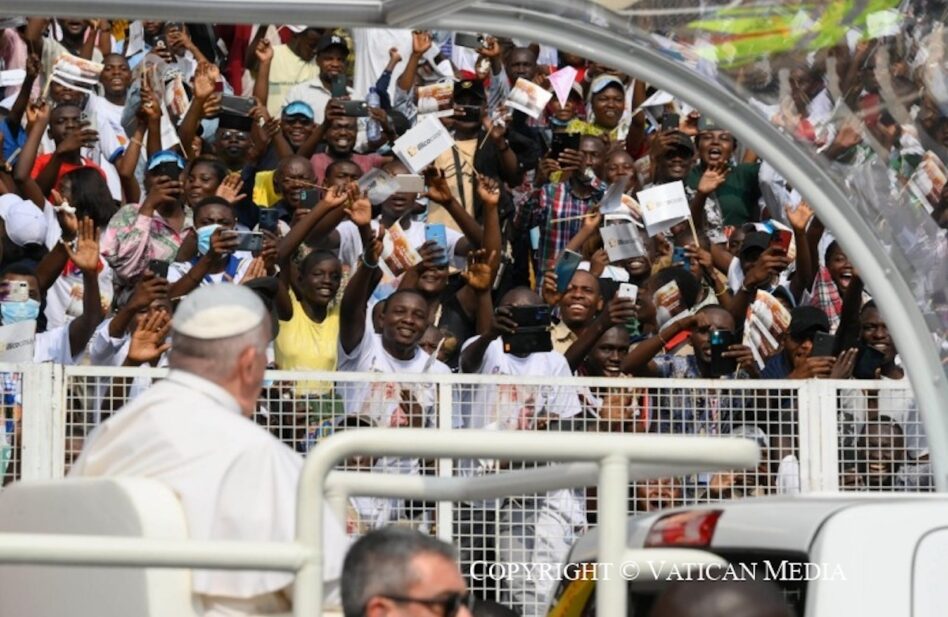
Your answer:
[554,250,583,294]
[662,112,680,131]
[506,304,553,328]
[150,161,182,180]
[671,246,688,267]
[550,132,580,160]
[425,224,449,265]
[147,259,169,279]
[220,94,256,116]
[235,231,264,253]
[770,229,792,253]
[395,174,426,193]
[3,280,30,303]
[454,32,485,49]
[709,329,737,377]
[342,100,369,117]
[617,283,639,303]
[811,331,836,357]
[258,208,280,233]
[853,344,887,379]
[330,74,348,98]
[299,189,321,210]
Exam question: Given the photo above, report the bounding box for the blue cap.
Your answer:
[282,101,315,120]
[146,150,186,172]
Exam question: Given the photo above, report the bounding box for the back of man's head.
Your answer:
[649,579,792,617]
[169,284,269,384]
[342,527,457,617]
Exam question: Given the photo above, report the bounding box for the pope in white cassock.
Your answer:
[70,284,349,616]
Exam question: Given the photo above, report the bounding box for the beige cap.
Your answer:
[172,284,266,340]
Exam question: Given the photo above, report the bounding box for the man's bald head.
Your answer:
[650,580,792,617]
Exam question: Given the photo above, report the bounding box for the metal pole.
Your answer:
[597,454,629,617]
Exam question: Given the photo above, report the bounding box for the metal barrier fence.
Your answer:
[5,363,933,617]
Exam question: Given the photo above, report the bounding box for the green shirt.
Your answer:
[686,162,761,226]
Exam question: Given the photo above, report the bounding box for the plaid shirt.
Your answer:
[516,177,605,275]
[808,266,842,333]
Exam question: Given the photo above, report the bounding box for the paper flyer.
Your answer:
[636,180,691,237]
[547,65,578,107]
[416,81,455,118]
[600,222,646,262]
[358,168,398,205]
[0,321,36,363]
[393,116,455,174]
[380,222,422,278]
[907,150,947,212]
[741,290,791,369]
[505,78,553,119]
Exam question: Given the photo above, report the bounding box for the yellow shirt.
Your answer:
[253,170,281,207]
[266,44,320,117]
[274,291,340,394]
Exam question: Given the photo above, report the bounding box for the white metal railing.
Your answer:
[0,428,759,617]
[0,363,931,615]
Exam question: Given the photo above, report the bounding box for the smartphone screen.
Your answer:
[709,329,737,376]
[770,229,792,253]
[671,246,688,267]
[258,209,279,233]
[425,224,449,265]
[454,32,484,49]
[811,331,836,357]
[147,259,169,279]
[342,100,369,117]
[554,250,583,294]
[662,113,680,131]
[235,231,264,253]
[331,74,348,98]
[550,132,580,160]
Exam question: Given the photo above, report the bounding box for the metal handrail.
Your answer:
[0,430,758,617]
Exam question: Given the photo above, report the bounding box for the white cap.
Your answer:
[172,284,267,340]
[0,194,48,247]
[285,25,311,33]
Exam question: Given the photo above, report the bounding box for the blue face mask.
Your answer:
[1,299,41,324]
[196,224,220,256]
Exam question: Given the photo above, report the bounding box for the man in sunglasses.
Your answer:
[760,305,850,379]
[342,527,474,617]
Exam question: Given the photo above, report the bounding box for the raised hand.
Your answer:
[138,88,163,123]
[541,269,561,306]
[201,93,223,118]
[367,226,386,264]
[461,248,496,293]
[63,217,101,274]
[50,189,79,241]
[831,347,858,379]
[56,125,99,154]
[192,62,217,100]
[142,176,183,210]
[582,209,602,231]
[216,173,246,203]
[424,168,454,205]
[411,30,432,55]
[605,296,638,327]
[478,36,502,59]
[345,192,373,227]
[24,53,40,81]
[127,271,170,311]
[743,247,791,289]
[26,99,50,128]
[488,306,518,340]
[684,243,712,272]
[786,201,813,232]
[416,240,447,272]
[697,161,729,196]
[239,256,268,284]
[475,173,501,210]
[255,38,274,64]
[589,248,609,277]
[388,46,402,65]
[209,228,240,259]
[126,307,172,366]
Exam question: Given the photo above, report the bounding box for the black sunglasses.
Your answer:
[380,592,474,617]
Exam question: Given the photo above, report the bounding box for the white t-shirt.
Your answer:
[337,331,450,422]
[34,324,79,364]
[335,218,463,304]
[459,336,580,429]
[352,29,413,101]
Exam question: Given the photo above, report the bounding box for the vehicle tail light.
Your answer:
[645,510,723,548]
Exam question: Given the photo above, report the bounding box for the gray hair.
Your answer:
[168,318,270,382]
[341,527,457,617]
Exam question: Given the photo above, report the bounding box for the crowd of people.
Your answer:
[0,13,944,614]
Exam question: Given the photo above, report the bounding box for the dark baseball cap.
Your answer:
[739,231,771,256]
[788,306,830,339]
[316,33,349,55]
[454,79,486,102]
[665,130,695,155]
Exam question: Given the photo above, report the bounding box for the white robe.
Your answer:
[69,369,348,612]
